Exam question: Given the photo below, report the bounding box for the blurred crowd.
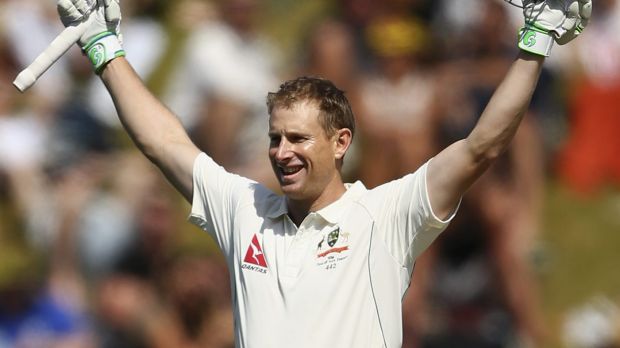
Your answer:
[0,0,619,347]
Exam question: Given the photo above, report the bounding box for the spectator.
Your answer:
[0,34,52,244]
[165,0,281,186]
[403,1,547,346]
[1,0,73,105]
[0,245,94,348]
[86,0,169,128]
[356,15,440,188]
[556,0,620,195]
[298,19,363,179]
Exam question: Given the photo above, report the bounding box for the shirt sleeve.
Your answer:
[364,160,460,273]
[188,152,255,255]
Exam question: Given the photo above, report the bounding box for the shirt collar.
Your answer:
[315,181,367,224]
[265,181,368,222]
[266,194,289,219]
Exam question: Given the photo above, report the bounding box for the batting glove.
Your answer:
[518,0,592,56]
[57,0,125,74]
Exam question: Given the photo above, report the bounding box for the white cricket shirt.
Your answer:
[189,153,457,348]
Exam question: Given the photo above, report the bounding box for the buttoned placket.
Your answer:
[280,212,324,283]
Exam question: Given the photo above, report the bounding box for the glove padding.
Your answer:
[57,0,124,73]
[518,0,592,56]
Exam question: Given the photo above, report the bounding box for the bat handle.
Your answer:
[13,18,91,92]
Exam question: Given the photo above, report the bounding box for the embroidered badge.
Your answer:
[316,227,350,270]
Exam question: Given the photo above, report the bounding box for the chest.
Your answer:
[233,202,400,312]
[235,212,374,287]
[227,205,403,347]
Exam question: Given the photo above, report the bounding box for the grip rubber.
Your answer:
[13,18,91,92]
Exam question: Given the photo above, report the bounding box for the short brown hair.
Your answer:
[266,76,355,138]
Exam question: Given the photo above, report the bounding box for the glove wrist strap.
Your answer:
[83,32,125,74]
[517,25,554,57]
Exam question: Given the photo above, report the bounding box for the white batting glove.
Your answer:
[57,0,124,73]
[518,0,592,56]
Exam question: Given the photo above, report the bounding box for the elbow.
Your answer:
[481,146,505,163]
[141,145,159,163]
[131,133,161,164]
[465,137,505,167]
[466,122,517,166]
[142,132,192,168]
[141,138,172,166]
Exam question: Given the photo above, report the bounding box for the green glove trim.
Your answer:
[517,26,554,57]
[83,32,125,74]
[527,23,552,35]
[575,23,586,34]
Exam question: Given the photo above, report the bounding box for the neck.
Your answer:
[286,182,346,226]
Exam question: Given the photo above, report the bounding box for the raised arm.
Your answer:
[428,52,543,218]
[56,0,199,201]
[101,58,200,201]
[427,0,592,218]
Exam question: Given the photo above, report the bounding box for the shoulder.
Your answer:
[193,153,273,204]
[357,163,429,214]
[364,163,428,197]
[237,182,285,218]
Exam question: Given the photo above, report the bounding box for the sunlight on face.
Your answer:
[268,101,340,203]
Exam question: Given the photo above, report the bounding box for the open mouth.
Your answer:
[279,165,303,178]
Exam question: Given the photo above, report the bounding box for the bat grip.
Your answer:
[13,19,91,92]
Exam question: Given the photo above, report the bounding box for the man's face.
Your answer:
[268,102,340,202]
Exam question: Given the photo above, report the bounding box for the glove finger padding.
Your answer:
[73,0,94,14]
[56,0,125,73]
[103,0,123,43]
[57,0,86,25]
[520,0,592,53]
[519,0,561,56]
[577,0,592,32]
[528,0,569,36]
[556,0,592,45]
[103,0,121,23]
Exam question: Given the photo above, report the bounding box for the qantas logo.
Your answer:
[242,234,268,273]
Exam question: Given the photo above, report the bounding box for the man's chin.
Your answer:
[280,183,304,199]
[280,184,298,196]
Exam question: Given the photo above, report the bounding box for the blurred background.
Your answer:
[0,0,619,347]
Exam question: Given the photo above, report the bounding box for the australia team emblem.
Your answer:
[327,228,340,247]
[316,227,350,270]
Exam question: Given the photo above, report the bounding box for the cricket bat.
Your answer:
[13,16,93,92]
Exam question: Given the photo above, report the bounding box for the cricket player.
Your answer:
[53,0,591,346]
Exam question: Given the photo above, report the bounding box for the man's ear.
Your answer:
[334,128,353,160]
